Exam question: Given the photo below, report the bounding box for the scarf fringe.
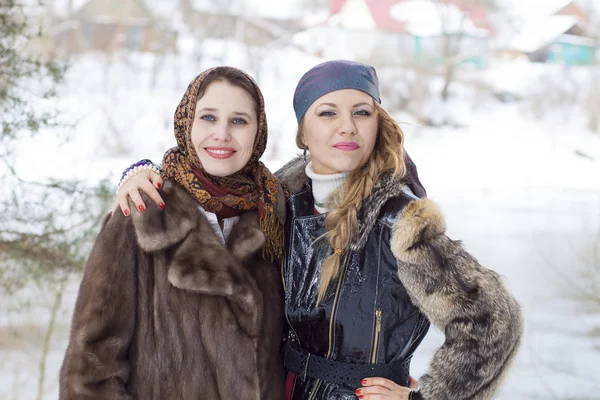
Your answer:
[260,203,284,262]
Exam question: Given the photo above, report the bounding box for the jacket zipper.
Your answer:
[307,252,350,400]
[370,308,382,364]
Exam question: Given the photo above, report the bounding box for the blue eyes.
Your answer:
[318,110,371,117]
[200,115,247,124]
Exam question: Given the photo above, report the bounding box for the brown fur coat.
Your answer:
[59,181,284,399]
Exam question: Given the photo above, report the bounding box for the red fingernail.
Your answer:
[355,389,362,395]
[358,396,364,399]
[159,203,165,209]
[124,209,130,217]
[156,183,162,189]
[138,204,145,212]
[361,380,367,385]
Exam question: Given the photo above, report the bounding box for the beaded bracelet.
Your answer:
[116,159,161,194]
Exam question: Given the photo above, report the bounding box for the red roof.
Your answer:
[329,0,492,34]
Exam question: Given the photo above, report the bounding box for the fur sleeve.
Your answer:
[390,199,523,400]
[59,213,136,400]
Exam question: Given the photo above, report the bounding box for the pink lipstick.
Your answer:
[333,142,360,151]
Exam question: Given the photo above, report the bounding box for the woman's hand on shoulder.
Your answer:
[112,170,164,216]
[355,376,418,399]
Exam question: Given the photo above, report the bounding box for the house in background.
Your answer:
[527,0,589,24]
[178,0,304,47]
[497,0,596,65]
[390,0,491,68]
[292,0,407,64]
[293,0,491,68]
[53,0,177,55]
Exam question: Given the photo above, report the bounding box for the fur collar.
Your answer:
[130,180,200,252]
[349,173,415,251]
[275,156,414,250]
[130,180,265,259]
[275,156,309,195]
[129,180,266,333]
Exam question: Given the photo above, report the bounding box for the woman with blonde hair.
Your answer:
[115,60,522,400]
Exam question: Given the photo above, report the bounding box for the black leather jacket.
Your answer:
[283,182,430,400]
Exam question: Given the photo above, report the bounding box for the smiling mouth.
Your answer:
[205,147,236,159]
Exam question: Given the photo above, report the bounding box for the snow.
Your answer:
[191,0,301,19]
[500,0,574,19]
[3,13,600,399]
[411,105,599,190]
[51,0,89,17]
[331,0,377,30]
[504,15,580,53]
[390,0,489,37]
[558,33,597,46]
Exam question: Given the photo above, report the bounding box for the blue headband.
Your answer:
[293,60,381,124]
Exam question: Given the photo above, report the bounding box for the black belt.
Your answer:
[284,342,411,389]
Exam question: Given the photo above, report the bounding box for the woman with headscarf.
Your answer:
[59,66,286,399]
[112,60,522,400]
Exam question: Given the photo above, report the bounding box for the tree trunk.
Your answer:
[441,64,455,102]
[36,274,69,400]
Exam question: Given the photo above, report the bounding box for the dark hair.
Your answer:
[195,67,261,115]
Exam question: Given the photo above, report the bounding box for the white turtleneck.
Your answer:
[305,161,350,213]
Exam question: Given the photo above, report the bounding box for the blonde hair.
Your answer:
[296,102,407,303]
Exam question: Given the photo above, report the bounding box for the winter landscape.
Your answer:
[1,0,600,399]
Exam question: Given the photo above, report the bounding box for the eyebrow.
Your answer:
[317,102,338,108]
[197,107,252,119]
[316,102,373,108]
[233,111,252,119]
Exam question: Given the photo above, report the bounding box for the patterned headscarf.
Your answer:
[161,67,286,261]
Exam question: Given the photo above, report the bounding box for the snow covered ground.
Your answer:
[403,109,600,398]
[1,41,600,399]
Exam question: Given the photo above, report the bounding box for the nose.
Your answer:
[338,112,356,136]
[212,121,232,141]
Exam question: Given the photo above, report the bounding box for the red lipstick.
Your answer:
[205,147,236,159]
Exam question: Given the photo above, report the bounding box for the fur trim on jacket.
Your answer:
[276,157,523,400]
[391,198,522,400]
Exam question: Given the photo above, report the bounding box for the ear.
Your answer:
[298,130,307,149]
